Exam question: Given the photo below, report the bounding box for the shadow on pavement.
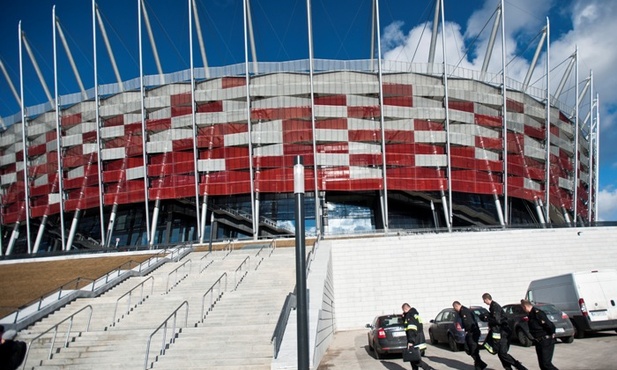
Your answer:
[425,355,476,370]
[377,361,407,369]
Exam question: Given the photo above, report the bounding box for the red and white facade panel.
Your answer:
[0,67,593,226]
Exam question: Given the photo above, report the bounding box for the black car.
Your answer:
[428,306,489,352]
[502,303,575,347]
[365,314,409,358]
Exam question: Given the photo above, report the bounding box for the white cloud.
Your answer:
[597,187,617,221]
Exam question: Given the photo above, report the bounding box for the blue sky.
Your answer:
[1,0,616,220]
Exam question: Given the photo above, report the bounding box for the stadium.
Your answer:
[0,1,613,369]
[0,0,599,256]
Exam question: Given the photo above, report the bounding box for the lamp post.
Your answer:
[294,155,309,369]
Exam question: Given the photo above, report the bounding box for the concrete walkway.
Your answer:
[317,329,617,370]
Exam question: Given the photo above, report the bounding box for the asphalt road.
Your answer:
[317,329,617,370]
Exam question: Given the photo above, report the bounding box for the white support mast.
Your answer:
[427,0,440,74]
[191,0,210,79]
[553,54,575,105]
[439,0,452,230]
[55,18,87,100]
[189,0,202,242]
[306,0,321,236]
[93,0,106,247]
[587,70,593,222]
[246,0,258,75]
[95,5,124,91]
[138,0,152,246]
[21,33,53,106]
[544,17,551,224]
[140,0,164,84]
[594,93,600,220]
[9,21,32,255]
[500,0,508,224]
[480,3,501,81]
[523,27,547,92]
[375,0,389,232]
[243,0,257,239]
[0,59,21,105]
[573,46,579,224]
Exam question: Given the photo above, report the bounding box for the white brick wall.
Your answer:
[329,227,617,330]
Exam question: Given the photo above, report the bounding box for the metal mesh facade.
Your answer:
[0,61,593,253]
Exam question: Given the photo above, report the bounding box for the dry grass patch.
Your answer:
[0,254,153,318]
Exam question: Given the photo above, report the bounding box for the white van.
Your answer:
[526,269,617,338]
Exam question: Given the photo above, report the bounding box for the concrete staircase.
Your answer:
[18,246,296,370]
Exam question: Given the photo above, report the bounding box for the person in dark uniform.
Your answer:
[402,303,435,370]
[482,293,528,370]
[453,301,487,370]
[521,299,559,370]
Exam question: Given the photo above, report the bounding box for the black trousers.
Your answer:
[496,335,526,370]
[465,329,486,370]
[534,337,559,370]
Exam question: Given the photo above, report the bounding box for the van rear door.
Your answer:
[597,271,617,321]
[575,271,615,322]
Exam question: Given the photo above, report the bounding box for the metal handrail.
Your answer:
[199,252,214,273]
[109,276,155,328]
[8,277,95,325]
[271,293,296,359]
[233,256,250,291]
[197,273,228,325]
[253,240,275,270]
[222,240,233,259]
[165,259,192,294]
[21,305,93,370]
[144,300,189,370]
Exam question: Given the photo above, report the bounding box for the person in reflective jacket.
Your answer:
[521,299,559,370]
[402,303,435,370]
[482,293,528,370]
[453,301,487,370]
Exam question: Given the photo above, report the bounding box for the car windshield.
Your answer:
[380,316,404,328]
[471,307,489,318]
[538,305,560,315]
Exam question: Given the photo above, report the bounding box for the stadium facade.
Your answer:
[0,1,599,255]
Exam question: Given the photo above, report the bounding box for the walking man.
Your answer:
[521,299,559,370]
[402,303,435,370]
[453,301,487,370]
[482,293,527,370]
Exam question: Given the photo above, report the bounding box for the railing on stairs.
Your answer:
[271,292,297,359]
[254,240,275,270]
[165,259,192,294]
[197,272,227,326]
[21,304,93,370]
[108,276,155,329]
[144,300,189,370]
[233,256,250,291]
[199,252,214,273]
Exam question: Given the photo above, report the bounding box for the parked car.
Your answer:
[502,303,575,347]
[366,314,419,359]
[428,306,489,352]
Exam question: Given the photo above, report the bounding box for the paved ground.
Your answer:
[318,329,617,370]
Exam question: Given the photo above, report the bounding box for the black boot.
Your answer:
[515,362,528,370]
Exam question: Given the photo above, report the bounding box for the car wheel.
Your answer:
[448,334,459,352]
[368,335,373,351]
[561,335,574,344]
[375,348,382,359]
[574,324,585,339]
[517,329,532,347]
[421,349,426,357]
[429,330,438,345]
